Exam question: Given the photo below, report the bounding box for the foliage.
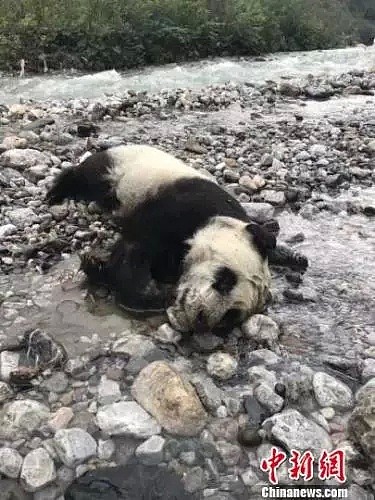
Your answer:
[0,0,373,72]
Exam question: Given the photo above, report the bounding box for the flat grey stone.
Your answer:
[313,372,354,409]
[96,401,161,438]
[135,435,165,465]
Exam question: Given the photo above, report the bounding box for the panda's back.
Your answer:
[108,145,211,214]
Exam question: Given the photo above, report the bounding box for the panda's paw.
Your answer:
[80,249,110,283]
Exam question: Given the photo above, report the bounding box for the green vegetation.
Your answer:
[0,0,373,72]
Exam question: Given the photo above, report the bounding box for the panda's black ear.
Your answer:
[245,222,277,259]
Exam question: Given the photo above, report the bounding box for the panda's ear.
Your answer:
[245,222,276,259]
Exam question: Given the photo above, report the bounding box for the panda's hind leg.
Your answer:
[80,239,167,313]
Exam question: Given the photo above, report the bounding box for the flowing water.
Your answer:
[1,45,375,104]
[0,46,374,367]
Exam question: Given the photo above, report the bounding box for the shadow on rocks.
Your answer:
[65,461,196,500]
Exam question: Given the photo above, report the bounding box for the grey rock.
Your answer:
[6,207,38,228]
[348,392,375,462]
[362,358,375,381]
[278,82,301,97]
[282,366,314,403]
[0,400,50,439]
[41,372,69,393]
[98,376,121,405]
[262,409,332,455]
[97,401,161,438]
[135,435,165,465]
[0,381,13,403]
[53,428,97,467]
[248,348,280,366]
[254,383,284,414]
[241,467,259,487]
[97,439,115,460]
[0,351,20,382]
[355,378,375,402]
[183,466,206,493]
[20,448,56,492]
[0,447,23,478]
[248,365,277,386]
[0,224,17,239]
[112,333,155,358]
[241,202,275,223]
[215,441,242,466]
[313,372,354,409]
[1,148,52,170]
[191,374,223,412]
[207,352,238,380]
[242,314,280,350]
[347,484,374,500]
[260,190,286,206]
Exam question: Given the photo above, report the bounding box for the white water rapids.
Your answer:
[0,45,374,105]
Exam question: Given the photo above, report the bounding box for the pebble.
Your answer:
[97,375,121,405]
[47,407,74,432]
[207,352,238,380]
[254,383,284,414]
[242,314,280,349]
[0,400,50,440]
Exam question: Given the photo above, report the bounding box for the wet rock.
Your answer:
[207,352,238,380]
[185,140,206,154]
[0,400,50,440]
[215,441,242,466]
[238,425,262,447]
[1,148,52,170]
[0,381,13,403]
[262,409,332,455]
[97,401,161,438]
[98,376,121,405]
[254,383,284,414]
[112,333,155,358]
[131,361,207,436]
[282,366,314,403]
[53,428,97,467]
[241,466,259,487]
[242,314,280,351]
[0,447,23,479]
[348,392,375,462]
[20,448,56,492]
[347,485,373,500]
[313,372,354,409]
[153,323,181,344]
[304,85,335,99]
[135,435,165,465]
[65,462,194,499]
[23,117,55,131]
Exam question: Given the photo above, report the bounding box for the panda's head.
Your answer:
[167,217,275,334]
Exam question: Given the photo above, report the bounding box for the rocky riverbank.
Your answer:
[0,69,374,499]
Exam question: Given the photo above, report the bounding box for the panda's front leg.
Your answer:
[81,239,167,313]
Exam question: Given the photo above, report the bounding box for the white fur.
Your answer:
[107,145,212,215]
[167,217,271,332]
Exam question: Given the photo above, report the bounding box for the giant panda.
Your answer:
[46,144,277,334]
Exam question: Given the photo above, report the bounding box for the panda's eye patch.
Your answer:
[212,266,238,295]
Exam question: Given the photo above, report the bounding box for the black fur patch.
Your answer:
[46,150,119,210]
[246,222,277,259]
[212,266,238,295]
